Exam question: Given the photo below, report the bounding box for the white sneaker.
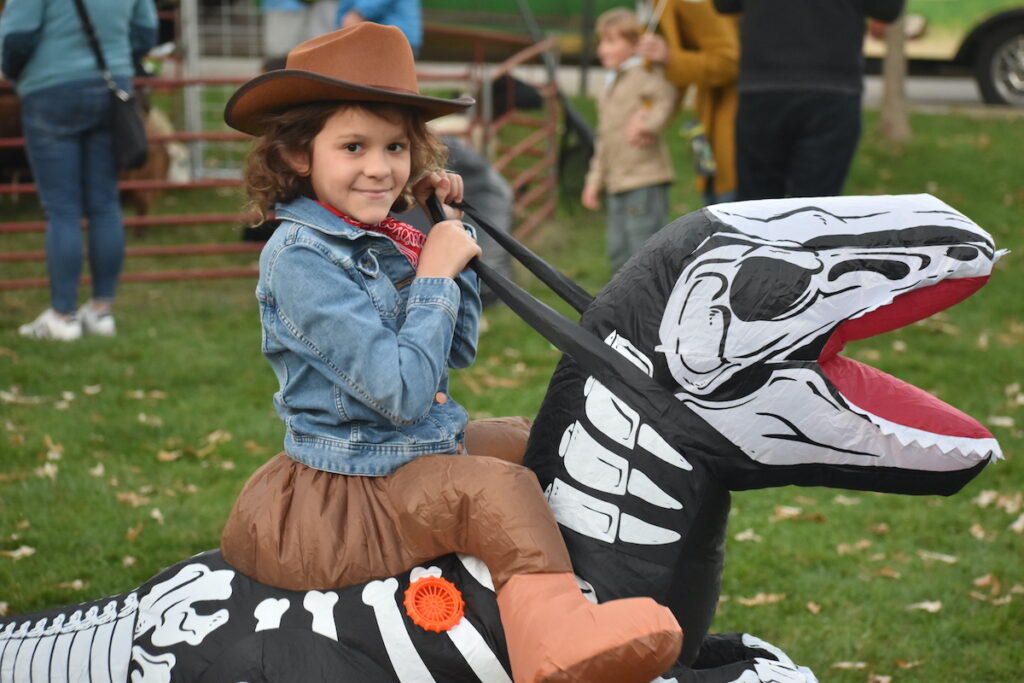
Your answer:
[18,309,83,341]
[79,303,117,337]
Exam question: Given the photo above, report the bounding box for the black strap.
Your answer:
[456,199,594,314]
[71,0,126,97]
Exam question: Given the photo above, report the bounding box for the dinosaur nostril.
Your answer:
[729,257,814,322]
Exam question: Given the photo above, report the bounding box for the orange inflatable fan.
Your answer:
[403,575,465,632]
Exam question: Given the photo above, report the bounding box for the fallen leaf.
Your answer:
[122,556,137,567]
[906,600,942,613]
[243,440,268,454]
[996,493,1022,514]
[895,659,924,670]
[771,505,803,522]
[992,596,1012,606]
[88,462,105,477]
[916,550,958,564]
[1012,584,1024,595]
[137,413,163,427]
[734,528,762,543]
[117,491,150,508]
[1010,514,1024,534]
[831,662,867,670]
[0,545,35,560]
[205,429,232,445]
[833,494,861,506]
[878,566,902,579]
[56,579,87,591]
[479,375,522,389]
[16,519,30,531]
[156,449,182,463]
[806,601,821,614]
[968,590,991,602]
[34,462,58,480]
[0,472,30,483]
[736,592,786,606]
[973,573,1002,595]
[150,508,165,525]
[869,674,892,683]
[793,495,818,506]
[972,490,999,508]
[0,602,7,616]
[837,539,872,555]
[83,385,102,396]
[43,435,63,460]
[220,460,237,471]
[125,523,144,541]
[987,416,1015,429]
[871,523,891,536]
[969,523,991,541]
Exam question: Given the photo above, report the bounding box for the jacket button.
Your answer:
[435,392,447,404]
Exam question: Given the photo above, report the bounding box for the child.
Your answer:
[220,23,681,683]
[582,8,679,272]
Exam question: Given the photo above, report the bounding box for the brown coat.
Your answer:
[657,0,739,197]
[584,60,678,196]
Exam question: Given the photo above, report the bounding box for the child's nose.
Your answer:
[363,149,390,177]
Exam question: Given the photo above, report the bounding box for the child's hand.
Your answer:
[627,111,655,147]
[417,219,482,279]
[637,34,668,65]
[581,186,601,211]
[413,170,465,221]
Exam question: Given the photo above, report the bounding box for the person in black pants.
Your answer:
[714,0,904,200]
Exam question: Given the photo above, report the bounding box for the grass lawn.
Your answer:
[1,106,1022,681]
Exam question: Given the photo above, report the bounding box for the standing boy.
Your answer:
[582,8,678,273]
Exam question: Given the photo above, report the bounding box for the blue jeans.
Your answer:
[606,183,669,272]
[21,78,127,314]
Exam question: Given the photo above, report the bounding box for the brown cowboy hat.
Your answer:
[224,23,475,135]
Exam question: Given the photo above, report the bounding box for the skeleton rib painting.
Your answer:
[0,194,1004,682]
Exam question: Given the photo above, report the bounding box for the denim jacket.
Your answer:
[257,197,481,476]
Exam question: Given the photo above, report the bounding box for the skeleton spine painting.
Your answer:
[0,194,1004,682]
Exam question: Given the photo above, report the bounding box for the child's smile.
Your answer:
[300,107,412,225]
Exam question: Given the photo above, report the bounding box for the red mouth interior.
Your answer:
[818,277,993,439]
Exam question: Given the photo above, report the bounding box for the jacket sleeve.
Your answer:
[0,0,43,82]
[269,241,462,425]
[638,69,680,135]
[349,0,397,23]
[659,0,739,88]
[448,260,481,369]
[866,0,906,23]
[130,0,159,58]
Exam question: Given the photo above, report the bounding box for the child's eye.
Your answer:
[344,143,362,153]
[387,142,406,152]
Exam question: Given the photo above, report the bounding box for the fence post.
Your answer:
[180,0,205,181]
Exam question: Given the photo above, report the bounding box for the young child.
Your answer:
[220,23,681,683]
[582,8,679,272]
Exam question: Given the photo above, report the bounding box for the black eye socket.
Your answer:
[729,257,815,322]
[946,246,979,262]
[828,259,911,282]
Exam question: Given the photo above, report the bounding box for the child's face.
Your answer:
[295,107,412,225]
[596,30,636,70]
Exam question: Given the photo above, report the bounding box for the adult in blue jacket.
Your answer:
[0,0,157,340]
[337,0,422,55]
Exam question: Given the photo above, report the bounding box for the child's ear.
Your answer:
[281,148,311,176]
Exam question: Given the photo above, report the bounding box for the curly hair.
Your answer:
[242,102,448,224]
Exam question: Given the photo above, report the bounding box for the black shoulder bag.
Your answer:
[71,0,149,171]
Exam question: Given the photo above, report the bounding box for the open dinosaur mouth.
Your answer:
[818,276,999,457]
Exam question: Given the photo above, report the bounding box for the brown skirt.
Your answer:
[220,417,572,591]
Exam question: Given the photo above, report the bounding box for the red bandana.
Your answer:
[317,201,426,267]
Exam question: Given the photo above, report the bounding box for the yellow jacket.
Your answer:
[657,0,739,197]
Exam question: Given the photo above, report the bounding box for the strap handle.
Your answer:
[70,0,125,97]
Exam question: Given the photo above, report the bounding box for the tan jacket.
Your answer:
[658,0,739,197]
[585,59,678,196]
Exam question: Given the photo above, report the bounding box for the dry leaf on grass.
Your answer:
[916,550,958,564]
[833,494,861,506]
[878,567,902,579]
[734,528,762,543]
[805,601,821,615]
[243,440,268,454]
[125,523,144,541]
[83,384,102,395]
[831,662,867,670]
[137,413,164,427]
[987,416,1015,429]
[906,600,942,613]
[969,523,993,541]
[117,491,150,508]
[88,462,105,477]
[973,489,999,507]
[0,602,7,617]
[16,519,30,531]
[770,505,802,521]
[871,523,891,536]
[150,508,165,525]
[736,592,786,606]
[122,556,137,567]
[895,660,924,670]
[0,545,35,560]
[1010,514,1024,534]
[56,579,87,591]
[34,462,58,480]
[868,674,892,683]
[837,539,872,555]
[156,449,182,463]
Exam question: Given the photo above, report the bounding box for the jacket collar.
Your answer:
[275,196,371,239]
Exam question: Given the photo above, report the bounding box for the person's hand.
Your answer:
[636,34,668,65]
[413,170,479,279]
[413,170,465,221]
[627,111,656,146]
[341,10,364,28]
[581,185,601,211]
[417,220,481,279]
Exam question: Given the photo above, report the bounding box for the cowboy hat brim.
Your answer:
[224,69,475,135]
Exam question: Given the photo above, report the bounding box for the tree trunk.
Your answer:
[879,11,912,143]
